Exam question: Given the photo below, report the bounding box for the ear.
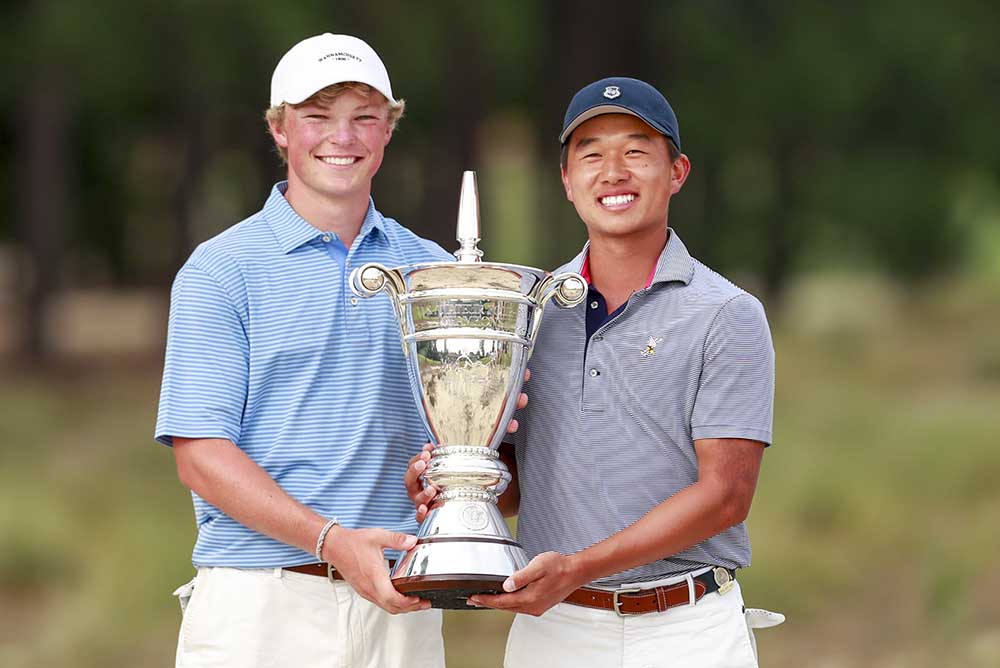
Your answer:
[268,117,289,150]
[670,153,692,195]
[560,165,574,203]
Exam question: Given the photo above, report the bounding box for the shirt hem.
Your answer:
[690,426,772,445]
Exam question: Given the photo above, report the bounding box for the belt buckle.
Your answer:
[327,563,337,584]
[713,567,734,595]
[612,587,642,617]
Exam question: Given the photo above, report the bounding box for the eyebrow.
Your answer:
[573,133,653,150]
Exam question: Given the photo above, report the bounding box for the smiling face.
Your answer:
[561,113,690,243]
[268,86,393,212]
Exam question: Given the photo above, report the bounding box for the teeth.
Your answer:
[320,156,356,165]
[601,194,636,207]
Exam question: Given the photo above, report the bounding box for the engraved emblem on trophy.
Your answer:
[350,171,586,608]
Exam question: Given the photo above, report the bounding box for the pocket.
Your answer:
[173,576,197,614]
[743,607,785,663]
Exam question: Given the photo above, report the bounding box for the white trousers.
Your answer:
[504,580,764,668]
[173,567,444,668]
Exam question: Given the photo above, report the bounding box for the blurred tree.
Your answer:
[1,1,998,362]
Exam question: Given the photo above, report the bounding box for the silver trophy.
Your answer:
[350,171,585,608]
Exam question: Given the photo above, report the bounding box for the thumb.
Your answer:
[503,553,548,592]
[384,531,418,551]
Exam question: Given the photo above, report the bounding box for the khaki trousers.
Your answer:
[505,579,770,668]
[173,566,444,668]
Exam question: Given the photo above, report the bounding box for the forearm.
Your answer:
[570,479,746,585]
[174,437,327,557]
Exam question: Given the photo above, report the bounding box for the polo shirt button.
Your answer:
[322,235,331,243]
[590,301,599,309]
[589,368,599,377]
[350,297,359,306]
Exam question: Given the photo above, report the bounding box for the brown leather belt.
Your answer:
[564,567,735,616]
[284,561,396,582]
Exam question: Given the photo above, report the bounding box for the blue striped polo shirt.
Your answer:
[155,182,452,568]
[510,230,774,585]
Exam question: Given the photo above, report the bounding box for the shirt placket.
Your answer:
[582,290,648,413]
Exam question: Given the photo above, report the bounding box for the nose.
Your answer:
[326,118,357,145]
[600,153,629,184]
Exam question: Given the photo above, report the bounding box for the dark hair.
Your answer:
[560,134,681,171]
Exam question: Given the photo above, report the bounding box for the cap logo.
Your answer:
[603,86,621,99]
[319,52,362,64]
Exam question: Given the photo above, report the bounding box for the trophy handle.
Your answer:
[528,272,586,343]
[350,263,409,355]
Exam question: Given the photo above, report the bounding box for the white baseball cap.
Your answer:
[269,33,396,107]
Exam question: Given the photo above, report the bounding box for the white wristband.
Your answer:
[315,518,339,561]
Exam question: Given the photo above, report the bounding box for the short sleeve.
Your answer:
[691,294,774,445]
[155,263,250,447]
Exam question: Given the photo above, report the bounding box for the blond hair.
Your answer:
[265,82,406,162]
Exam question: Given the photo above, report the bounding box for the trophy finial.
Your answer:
[455,170,484,262]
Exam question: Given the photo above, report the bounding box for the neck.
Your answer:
[283,181,371,249]
[587,226,669,312]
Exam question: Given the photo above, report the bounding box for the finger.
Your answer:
[516,392,528,409]
[506,418,519,434]
[424,442,436,453]
[416,504,428,523]
[419,479,439,499]
[414,486,437,506]
[373,571,429,614]
[408,448,431,465]
[468,591,525,610]
[524,368,531,382]
[404,460,426,494]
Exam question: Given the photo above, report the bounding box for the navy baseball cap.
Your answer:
[559,77,681,149]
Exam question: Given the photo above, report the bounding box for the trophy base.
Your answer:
[391,530,529,609]
[394,574,507,610]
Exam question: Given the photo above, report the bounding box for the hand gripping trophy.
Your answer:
[350,172,585,608]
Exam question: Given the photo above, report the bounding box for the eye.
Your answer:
[355,114,378,121]
[581,152,601,161]
[626,149,647,156]
[304,114,327,120]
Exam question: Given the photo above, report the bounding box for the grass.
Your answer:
[1,275,998,667]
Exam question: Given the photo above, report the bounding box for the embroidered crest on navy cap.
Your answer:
[603,86,621,99]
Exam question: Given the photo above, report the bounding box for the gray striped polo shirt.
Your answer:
[510,230,774,586]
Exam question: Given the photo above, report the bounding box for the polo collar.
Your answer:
[566,228,695,288]
[263,182,388,254]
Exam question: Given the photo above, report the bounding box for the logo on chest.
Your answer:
[640,336,664,358]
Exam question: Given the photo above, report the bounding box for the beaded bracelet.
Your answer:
[315,518,339,561]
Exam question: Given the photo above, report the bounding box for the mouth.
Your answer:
[598,193,638,209]
[317,156,362,166]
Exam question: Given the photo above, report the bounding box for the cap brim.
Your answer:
[271,67,396,107]
[559,105,670,144]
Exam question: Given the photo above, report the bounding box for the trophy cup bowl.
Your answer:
[350,172,585,608]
